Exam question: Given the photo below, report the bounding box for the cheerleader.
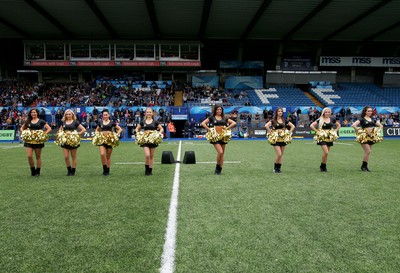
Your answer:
[265,108,295,173]
[20,108,51,176]
[95,109,122,176]
[59,109,86,176]
[310,107,340,172]
[201,105,237,175]
[351,106,383,172]
[135,107,164,175]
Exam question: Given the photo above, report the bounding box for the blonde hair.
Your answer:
[318,107,331,128]
[61,109,77,122]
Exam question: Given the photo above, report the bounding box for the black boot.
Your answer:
[361,161,370,172]
[277,163,282,173]
[102,165,108,176]
[145,165,150,176]
[215,164,222,175]
[320,163,327,172]
[35,168,41,177]
[149,167,153,175]
[30,167,36,176]
[273,163,278,173]
[67,166,72,176]
[106,167,110,176]
[71,168,76,176]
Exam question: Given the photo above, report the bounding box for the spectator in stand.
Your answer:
[39,108,46,120]
[263,108,268,120]
[55,109,63,128]
[308,107,314,122]
[51,107,56,123]
[386,115,394,126]
[167,120,176,138]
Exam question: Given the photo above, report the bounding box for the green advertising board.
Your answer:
[0,130,15,140]
[339,127,384,137]
[339,127,356,137]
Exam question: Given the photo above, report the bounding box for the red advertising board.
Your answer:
[25,60,201,67]
[27,61,70,66]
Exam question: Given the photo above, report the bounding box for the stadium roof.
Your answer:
[1,0,400,42]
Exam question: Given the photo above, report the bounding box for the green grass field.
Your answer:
[1,139,399,272]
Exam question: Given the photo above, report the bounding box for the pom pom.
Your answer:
[92,132,106,146]
[55,130,81,147]
[313,129,339,144]
[104,132,120,147]
[355,128,383,144]
[267,129,292,144]
[205,127,232,143]
[135,130,163,146]
[21,129,49,144]
[92,132,120,147]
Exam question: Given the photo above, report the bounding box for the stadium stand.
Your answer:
[249,86,315,106]
[310,83,400,107]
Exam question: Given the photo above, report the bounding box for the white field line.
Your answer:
[0,145,23,149]
[160,140,182,273]
[196,161,241,164]
[115,161,241,165]
[335,142,354,146]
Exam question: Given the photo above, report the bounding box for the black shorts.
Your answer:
[141,144,158,148]
[362,141,375,146]
[210,141,228,145]
[317,141,333,147]
[61,144,80,150]
[99,144,113,149]
[271,142,287,147]
[24,143,44,149]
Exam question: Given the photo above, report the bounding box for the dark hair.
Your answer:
[23,108,39,127]
[212,105,224,117]
[361,106,372,118]
[101,109,109,114]
[272,107,285,128]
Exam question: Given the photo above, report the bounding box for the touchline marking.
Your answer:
[0,145,22,149]
[335,142,354,146]
[196,161,241,164]
[160,141,182,273]
[116,162,154,165]
[115,161,241,165]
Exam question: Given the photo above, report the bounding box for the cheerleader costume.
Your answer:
[61,120,81,149]
[23,119,47,149]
